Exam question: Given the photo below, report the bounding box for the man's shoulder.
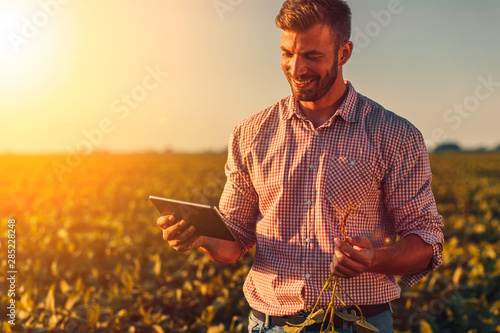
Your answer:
[357,91,419,136]
[354,91,426,158]
[233,95,291,137]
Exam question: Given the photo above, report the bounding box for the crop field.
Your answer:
[0,152,499,332]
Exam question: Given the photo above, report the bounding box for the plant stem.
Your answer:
[336,282,364,319]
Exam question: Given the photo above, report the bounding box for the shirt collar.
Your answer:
[282,81,359,124]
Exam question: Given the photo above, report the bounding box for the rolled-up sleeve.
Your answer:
[219,125,260,258]
[382,125,444,287]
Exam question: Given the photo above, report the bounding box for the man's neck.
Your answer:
[299,81,348,128]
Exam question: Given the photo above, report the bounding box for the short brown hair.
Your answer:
[276,0,351,46]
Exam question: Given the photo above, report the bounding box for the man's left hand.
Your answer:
[330,236,376,278]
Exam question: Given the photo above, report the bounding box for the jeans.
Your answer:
[247,309,394,333]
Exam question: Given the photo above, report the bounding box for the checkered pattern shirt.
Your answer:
[219,82,444,316]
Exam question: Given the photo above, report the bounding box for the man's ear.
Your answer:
[338,41,353,66]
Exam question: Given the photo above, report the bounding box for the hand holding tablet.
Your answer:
[150,195,236,242]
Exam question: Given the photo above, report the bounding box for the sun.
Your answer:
[0,3,23,54]
[0,1,74,116]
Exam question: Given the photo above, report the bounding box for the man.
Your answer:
[157,0,444,332]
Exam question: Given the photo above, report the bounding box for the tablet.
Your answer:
[149,195,236,241]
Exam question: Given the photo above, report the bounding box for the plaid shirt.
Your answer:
[219,82,444,316]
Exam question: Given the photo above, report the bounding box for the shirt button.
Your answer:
[305,273,311,279]
[349,160,356,166]
[305,237,312,243]
[309,164,315,170]
[306,200,312,206]
[314,131,320,136]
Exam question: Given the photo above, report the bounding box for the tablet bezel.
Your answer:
[149,195,236,241]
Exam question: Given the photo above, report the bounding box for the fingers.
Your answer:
[170,234,207,252]
[332,262,363,278]
[157,215,201,252]
[157,215,192,240]
[334,238,355,257]
[165,219,195,242]
[331,237,375,278]
[157,215,177,229]
[346,236,373,250]
[331,241,365,278]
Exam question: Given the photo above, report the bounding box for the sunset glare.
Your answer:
[1,0,499,154]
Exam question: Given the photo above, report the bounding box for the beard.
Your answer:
[285,57,339,102]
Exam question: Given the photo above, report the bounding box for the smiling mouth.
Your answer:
[292,78,315,87]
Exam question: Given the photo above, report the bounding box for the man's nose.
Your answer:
[290,55,307,77]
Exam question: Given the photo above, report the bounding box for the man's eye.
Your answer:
[282,52,292,58]
[307,55,321,60]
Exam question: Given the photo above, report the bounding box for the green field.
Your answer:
[1,152,499,332]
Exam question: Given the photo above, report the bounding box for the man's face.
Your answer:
[280,24,339,102]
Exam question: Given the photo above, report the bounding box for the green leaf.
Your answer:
[201,305,217,324]
[207,324,226,333]
[334,291,346,306]
[153,253,161,277]
[48,313,59,330]
[282,324,305,333]
[356,318,379,332]
[44,284,56,313]
[322,279,333,290]
[310,308,325,323]
[116,309,128,319]
[201,297,225,325]
[152,325,165,333]
[64,294,81,311]
[334,311,361,322]
[301,317,316,326]
[419,320,433,333]
[87,303,100,326]
[2,322,12,333]
[50,259,58,277]
[60,279,71,294]
[285,313,318,327]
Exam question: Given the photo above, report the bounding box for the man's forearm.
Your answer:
[200,237,244,264]
[370,234,433,276]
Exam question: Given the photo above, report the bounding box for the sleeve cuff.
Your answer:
[401,240,443,287]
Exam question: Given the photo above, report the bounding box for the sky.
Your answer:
[0,0,499,154]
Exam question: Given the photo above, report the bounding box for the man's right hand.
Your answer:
[157,215,208,252]
[157,215,243,263]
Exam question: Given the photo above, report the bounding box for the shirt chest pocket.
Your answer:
[324,156,376,210]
